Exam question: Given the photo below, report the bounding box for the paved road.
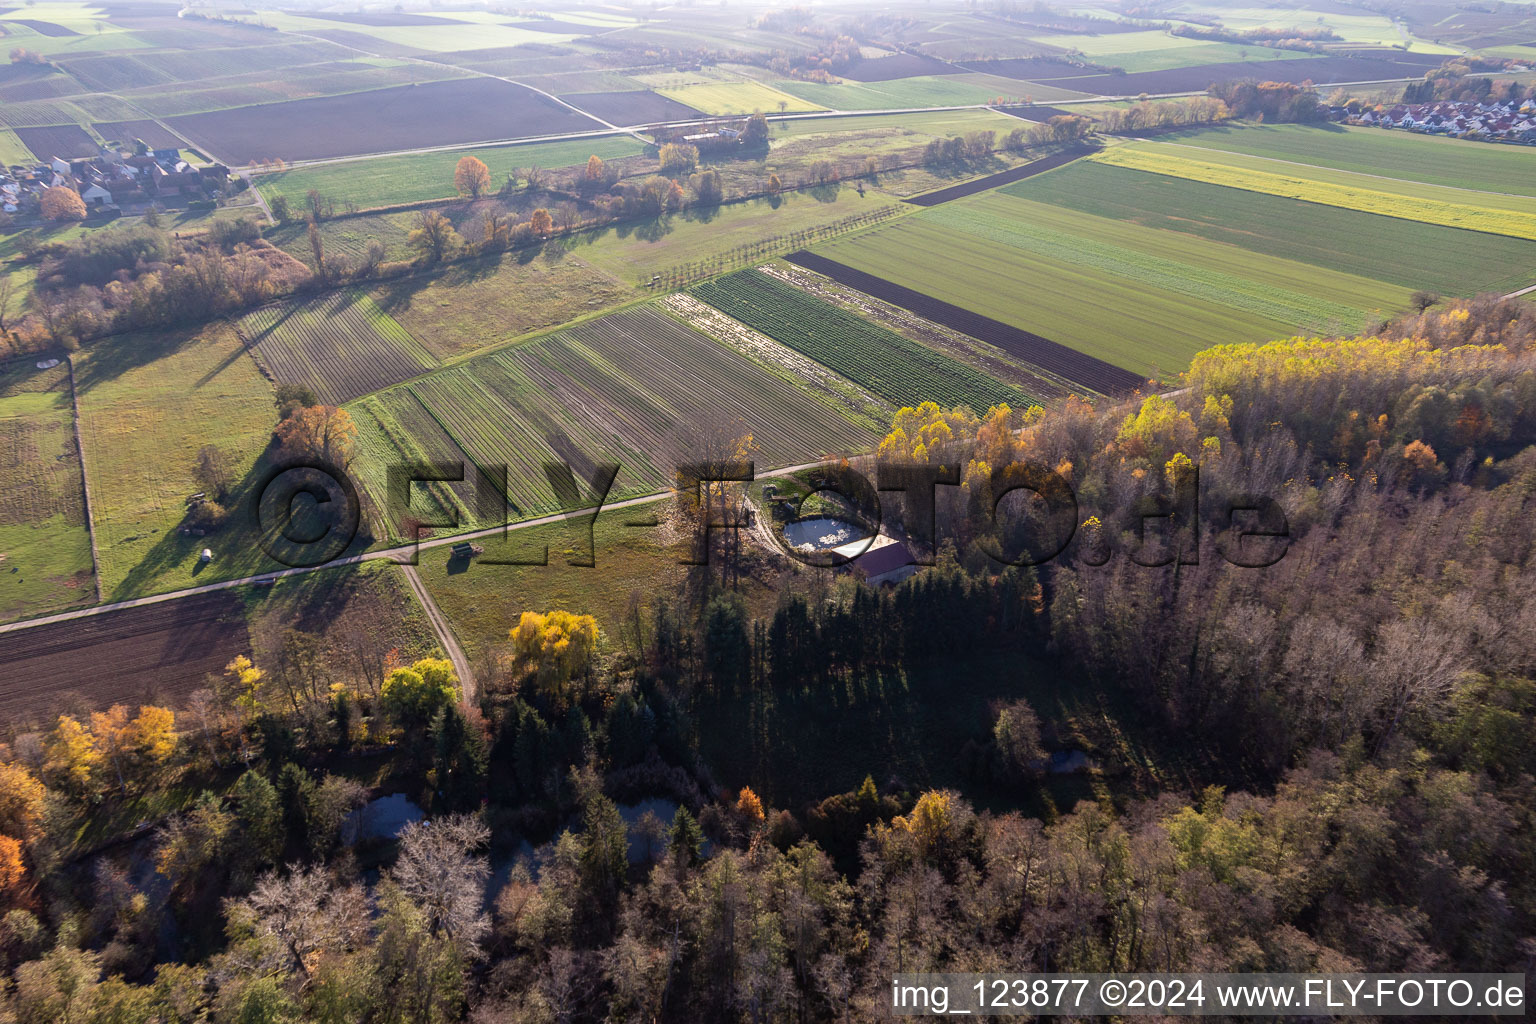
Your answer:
[0,459,829,638]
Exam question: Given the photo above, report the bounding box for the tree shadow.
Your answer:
[109,441,377,601]
[71,325,204,396]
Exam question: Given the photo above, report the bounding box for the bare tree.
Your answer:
[389,815,492,953]
[243,864,373,979]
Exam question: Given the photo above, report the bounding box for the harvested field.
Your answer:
[692,270,1027,411]
[10,18,78,36]
[784,251,1145,395]
[839,53,963,81]
[0,70,78,101]
[1043,54,1432,94]
[15,123,97,160]
[349,305,877,532]
[905,145,1092,206]
[166,79,604,163]
[994,104,1075,121]
[91,118,184,148]
[559,89,702,124]
[56,54,172,91]
[236,290,438,405]
[0,591,249,726]
[960,58,1105,81]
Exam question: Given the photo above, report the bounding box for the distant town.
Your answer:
[1333,97,1536,143]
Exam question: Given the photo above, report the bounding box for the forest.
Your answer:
[0,294,1532,1021]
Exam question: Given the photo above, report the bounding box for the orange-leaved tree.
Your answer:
[528,207,553,236]
[454,155,491,198]
[275,404,357,469]
[41,186,86,222]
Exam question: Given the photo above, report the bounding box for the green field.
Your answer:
[255,135,647,211]
[1031,29,1313,72]
[73,324,293,599]
[1008,159,1536,296]
[0,129,33,167]
[811,182,1414,377]
[1152,123,1536,197]
[348,305,876,537]
[694,269,1029,410]
[0,360,95,621]
[924,192,1404,329]
[235,289,438,405]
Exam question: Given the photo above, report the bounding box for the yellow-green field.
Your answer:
[1094,144,1536,241]
[637,67,822,115]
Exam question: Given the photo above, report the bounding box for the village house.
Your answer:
[1337,98,1536,143]
[0,139,230,219]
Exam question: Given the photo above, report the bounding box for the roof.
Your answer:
[854,540,915,578]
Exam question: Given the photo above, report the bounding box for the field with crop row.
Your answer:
[349,306,876,535]
[1158,123,1536,197]
[921,192,1392,332]
[0,360,95,622]
[1008,159,1536,296]
[808,208,1377,379]
[1093,145,1536,240]
[693,269,1028,410]
[236,290,438,405]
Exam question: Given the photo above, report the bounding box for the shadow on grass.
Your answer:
[72,325,204,396]
[109,438,377,600]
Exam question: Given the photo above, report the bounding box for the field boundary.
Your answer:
[903,143,1096,206]
[64,355,103,605]
[784,250,1146,395]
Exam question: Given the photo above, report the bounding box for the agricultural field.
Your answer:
[1009,158,1536,297]
[14,124,98,161]
[235,290,438,405]
[166,79,604,163]
[1094,144,1536,240]
[558,90,703,125]
[807,186,1410,380]
[0,130,34,167]
[0,360,95,623]
[89,119,187,149]
[1037,52,1439,94]
[375,249,636,360]
[1036,29,1314,73]
[572,186,905,284]
[1155,123,1536,196]
[637,67,822,115]
[0,590,248,728]
[254,135,645,211]
[770,74,1021,111]
[693,269,1029,411]
[347,306,877,535]
[72,323,291,599]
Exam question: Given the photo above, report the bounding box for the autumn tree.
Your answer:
[380,657,459,732]
[507,610,599,701]
[454,155,491,198]
[741,111,769,147]
[0,835,23,901]
[40,186,86,222]
[690,168,723,206]
[583,154,614,189]
[44,716,100,796]
[528,207,554,237]
[274,404,357,469]
[0,762,46,844]
[659,142,698,174]
[406,209,460,263]
[767,173,783,195]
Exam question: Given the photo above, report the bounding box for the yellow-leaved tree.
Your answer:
[508,610,598,702]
